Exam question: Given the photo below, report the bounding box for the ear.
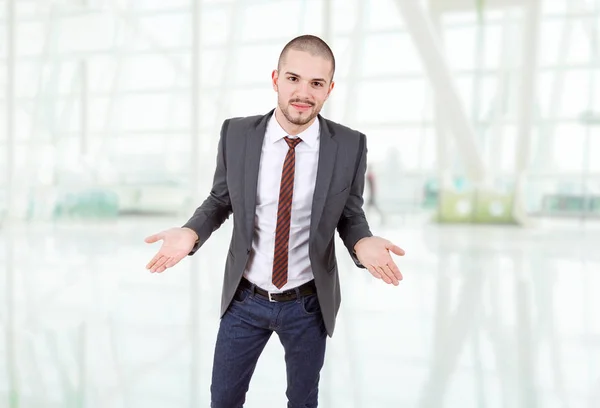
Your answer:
[325,80,335,100]
[271,70,279,92]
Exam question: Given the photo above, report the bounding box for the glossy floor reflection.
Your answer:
[1,215,599,408]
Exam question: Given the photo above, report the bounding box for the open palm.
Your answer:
[145,227,198,273]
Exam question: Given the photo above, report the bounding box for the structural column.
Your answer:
[190,0,203,406]
[320,0,332,117]
[428,9,454,190]
[6,0,15,218]
[6,2,19,407]
[393,0,486,183]
[512,0,541,223]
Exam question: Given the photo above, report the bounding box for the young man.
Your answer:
[145,34,405,408]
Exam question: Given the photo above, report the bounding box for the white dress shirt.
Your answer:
[243,113,320,292]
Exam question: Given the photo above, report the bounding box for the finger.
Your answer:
[155,263,170,273]
[146,253,163,270]
[388,244,405,256]
[375,265,392,284]
[378,264,396,285]
[387,261,403,281]
[384,264,400,286]
[144,232,164,244]
[151,256,170,273]
[164,255,183,269]
[366,265,382,280]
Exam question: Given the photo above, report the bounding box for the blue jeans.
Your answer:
[210,282,327,408]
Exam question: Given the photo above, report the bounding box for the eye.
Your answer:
[288,76,298,82]
[313,82,323,87]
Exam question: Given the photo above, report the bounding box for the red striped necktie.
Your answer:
[272,136,303,289]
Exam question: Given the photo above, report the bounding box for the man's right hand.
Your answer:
[144,227,198,273]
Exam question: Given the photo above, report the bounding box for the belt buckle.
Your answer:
[268,292,278,302]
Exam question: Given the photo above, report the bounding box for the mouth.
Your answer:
[290,102,313,112]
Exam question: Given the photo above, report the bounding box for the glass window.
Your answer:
[355,79,429,124]
[497,124,518,173]
[542,0,568,15]
[113,93,189,131]
[332,0,360,35]
[362,126,434,171]
[444,26,476,71]
[540,19,565,66]
[16,21,46,56]
[586,128,600,173]
[137,13,191,49]
[201,6,235,47]
[233,44,281,86]
[15,0,40,19]
[566,19,594,64]
[362,33,423,76]
[482,24,503,70]
[328,37,352,80]
[99,90,192,134]
[119,54,183,91]
[365,0,404,31]
[131,0,190,11]
[0,101,5,143]
[228,87,275,118]
[442,11,478,25]
[240,1,310,42]
[552,124,586,172]
[560,70,591,118]
[58,14,118,53]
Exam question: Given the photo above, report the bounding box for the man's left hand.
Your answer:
[354,236,405,285]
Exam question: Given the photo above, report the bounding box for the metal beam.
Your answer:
[80,60,89,157]
[535,0,595,172]
[394,0,487,183]
[428,10,454,190]
[107,0,187,75]
[320,0,333,118]
[341,0,367,125]
[322,0,332,43]
[512,0,542,224]
[190,0,204,406]
[430,0,524,13]
[6,0,19,404]
[6,0,15,220]
[487,9,514,176]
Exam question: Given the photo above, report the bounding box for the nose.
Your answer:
[295,79,311,97]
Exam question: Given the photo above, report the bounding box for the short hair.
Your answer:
[277,35,336,81]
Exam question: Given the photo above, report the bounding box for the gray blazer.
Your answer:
[182,109,372,336]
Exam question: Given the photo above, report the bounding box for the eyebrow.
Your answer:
[285,71,327,83]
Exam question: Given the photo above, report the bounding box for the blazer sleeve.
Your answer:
[336,132,373,268]
[182,119,233,255]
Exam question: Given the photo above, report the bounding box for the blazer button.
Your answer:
[247,248,251,254]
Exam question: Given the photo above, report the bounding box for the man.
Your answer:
[366,164,386,224]
[144,34,405,408]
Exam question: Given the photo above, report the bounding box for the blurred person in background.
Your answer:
[365,164,386,225]
[144,34,405,408]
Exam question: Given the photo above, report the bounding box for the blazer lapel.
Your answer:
[310,116,338,239]
[243,110,272,244]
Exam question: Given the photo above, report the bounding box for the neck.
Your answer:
[274,107,316,136]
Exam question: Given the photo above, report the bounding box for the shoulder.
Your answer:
[320,117,365,142]
[320,117,367,153]
[222,114,264,132]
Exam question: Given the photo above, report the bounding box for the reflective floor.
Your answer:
[1,214,599,408]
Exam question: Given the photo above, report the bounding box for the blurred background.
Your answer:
[1,0,599,407]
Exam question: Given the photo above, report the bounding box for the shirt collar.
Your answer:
[267,113,320,148]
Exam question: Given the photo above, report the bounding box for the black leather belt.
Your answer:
[239,277,317,302]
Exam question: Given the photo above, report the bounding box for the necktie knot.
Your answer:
[284,136,302,149]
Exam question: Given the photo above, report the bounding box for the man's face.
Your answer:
[272,49,335,127]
